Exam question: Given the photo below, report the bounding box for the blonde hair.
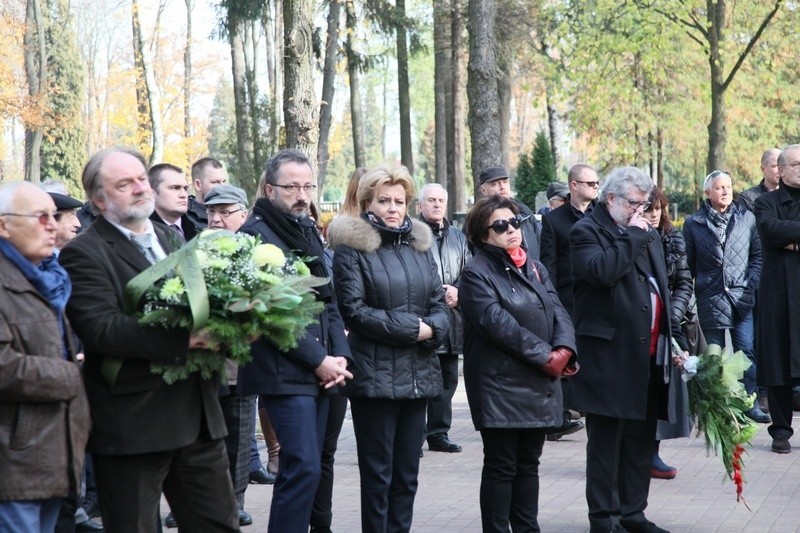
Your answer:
[339,167,368,216]
[356,164,416,213]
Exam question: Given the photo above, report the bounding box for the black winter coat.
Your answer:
[459,245,576,430]
[237,213,352,397]
[328,215,450,400]
[421,216,471,355]
[661,229,693,326]
[683,201,761,329]
[568,204,676,420]
[753,185,800,385]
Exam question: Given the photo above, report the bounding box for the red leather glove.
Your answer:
[541,347,572,378]
[561,360,580,377]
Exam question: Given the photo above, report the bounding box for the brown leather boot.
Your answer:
[259,406,280,475]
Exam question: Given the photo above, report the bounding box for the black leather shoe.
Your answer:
[427,436,462,453]
[164,512,177,528]
[76,520,104,532]
[619,518,669,533]
[249,467,276,484]
[546,420,585,441]
[239,510,253,526]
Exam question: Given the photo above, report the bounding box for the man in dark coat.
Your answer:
[737,148,781,211]
[753,143,800,454]
[186,156,228,229]
[148,163,199,242]
[237,148,352,533]
[60,147,239,532]
[478,166,541,259]
[417,183,471,453]
[540,164,599,441]
[570,166,680,533]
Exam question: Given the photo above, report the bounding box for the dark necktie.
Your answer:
[130,233,158,264]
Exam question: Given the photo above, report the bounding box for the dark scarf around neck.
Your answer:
[253,198,334,303]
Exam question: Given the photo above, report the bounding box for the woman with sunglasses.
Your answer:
[642,188,698,480]
[459,195,577,532]
[327,164,450,532]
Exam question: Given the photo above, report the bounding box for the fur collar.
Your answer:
[327,215,433,253]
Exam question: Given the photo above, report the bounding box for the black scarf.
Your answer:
[252,198,334,303]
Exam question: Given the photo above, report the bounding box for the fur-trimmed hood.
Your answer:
[327,215,433,253]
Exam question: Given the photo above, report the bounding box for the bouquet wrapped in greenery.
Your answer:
[124,230,326,384]
[675,340,759,504]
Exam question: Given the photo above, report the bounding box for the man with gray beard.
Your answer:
[59,147,239,532]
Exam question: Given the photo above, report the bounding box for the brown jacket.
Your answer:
[0,253,90,501]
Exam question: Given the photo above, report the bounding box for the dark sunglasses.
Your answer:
[487,215,523,234]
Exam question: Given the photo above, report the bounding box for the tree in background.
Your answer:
[514,130,554,209]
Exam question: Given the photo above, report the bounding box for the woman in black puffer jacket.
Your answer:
[459,195,577,532]
[643,187,697,480]
[328,164,450,533]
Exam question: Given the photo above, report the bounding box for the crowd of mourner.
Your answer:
[2,143,800,533]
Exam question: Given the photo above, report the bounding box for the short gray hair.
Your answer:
[82,147,147,207]
[264,149,312,186]
[0,182,28,214]
[703,170,731,192]
[418,183,447,203]
[778,144,800,166]
[598,167,653,204]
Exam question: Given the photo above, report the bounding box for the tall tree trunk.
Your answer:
[395,0,413,175]
[244,20,262,179]
[184,0,193,142]
[545,86,560,174]
[131,0,149,147]
[132,0,163,164]
[706,0,725,173]
[283,0,319,175]
[496,52,512,169]
[449,0,466,214]
[433,0,451,189]
[229,17,253,181]
[317,0,341,193]
[24,0,46,183]
[467,0,502,200]
[345,0,366,169]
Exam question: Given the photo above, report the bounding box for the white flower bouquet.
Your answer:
[124,229,327,384]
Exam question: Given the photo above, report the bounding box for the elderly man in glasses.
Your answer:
[0,182,91,531]
[683,169,767,424]
[569,167,687,533]
[205,184,248,232]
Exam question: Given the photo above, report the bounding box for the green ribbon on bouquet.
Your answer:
[101,230,232,386]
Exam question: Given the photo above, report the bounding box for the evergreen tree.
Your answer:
[39,0,86,194]
[515,130,554,208]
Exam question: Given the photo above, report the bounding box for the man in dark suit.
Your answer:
[569,167,682,533]
[148,163,199,242]
[238,148,353,533]
[60,147,239,532]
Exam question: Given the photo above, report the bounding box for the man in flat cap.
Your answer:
[47,192,84,252]
[478,166,541,259]
[205,184,248,232]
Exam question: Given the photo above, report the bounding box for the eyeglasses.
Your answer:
[619,196,651,210]
[0,211,57,225]
[272,183,317,194]
[487,215,523,234]
[206,208,244,218]
[574,180,599,187]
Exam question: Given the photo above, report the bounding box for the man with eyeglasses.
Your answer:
[59,147,240,531]
[477,166,541,259]
[683,169,767,425]
[187,157,229,229]
[237,148,353,533]
[753,144,800,454]
[570,167,685,533]
[0,182,91,532]
[149,163,198,242]
[737,148,781,212]
[205,184,248,232]
[539,164,599,443]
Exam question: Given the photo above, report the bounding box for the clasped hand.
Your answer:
[316,356,353,389]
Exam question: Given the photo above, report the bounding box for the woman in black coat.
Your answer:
[459,196,577,532]
[643,188,695,480]
[327,164,450,533]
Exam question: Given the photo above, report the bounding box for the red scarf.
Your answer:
[507,246,527,268]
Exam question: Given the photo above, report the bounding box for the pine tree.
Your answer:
[515,130,554,208]
[39,0,86,194]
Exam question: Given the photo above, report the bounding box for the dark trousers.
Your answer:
[220,390,257,509]
[350,397,427,533]
[479,427,547,533]
[262,394,328,533]
[93,435,238,533]
[311,393,349,528]
[767,380,800,439]
[426,353,459,440]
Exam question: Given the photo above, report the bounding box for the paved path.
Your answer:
[170,378,800,532]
